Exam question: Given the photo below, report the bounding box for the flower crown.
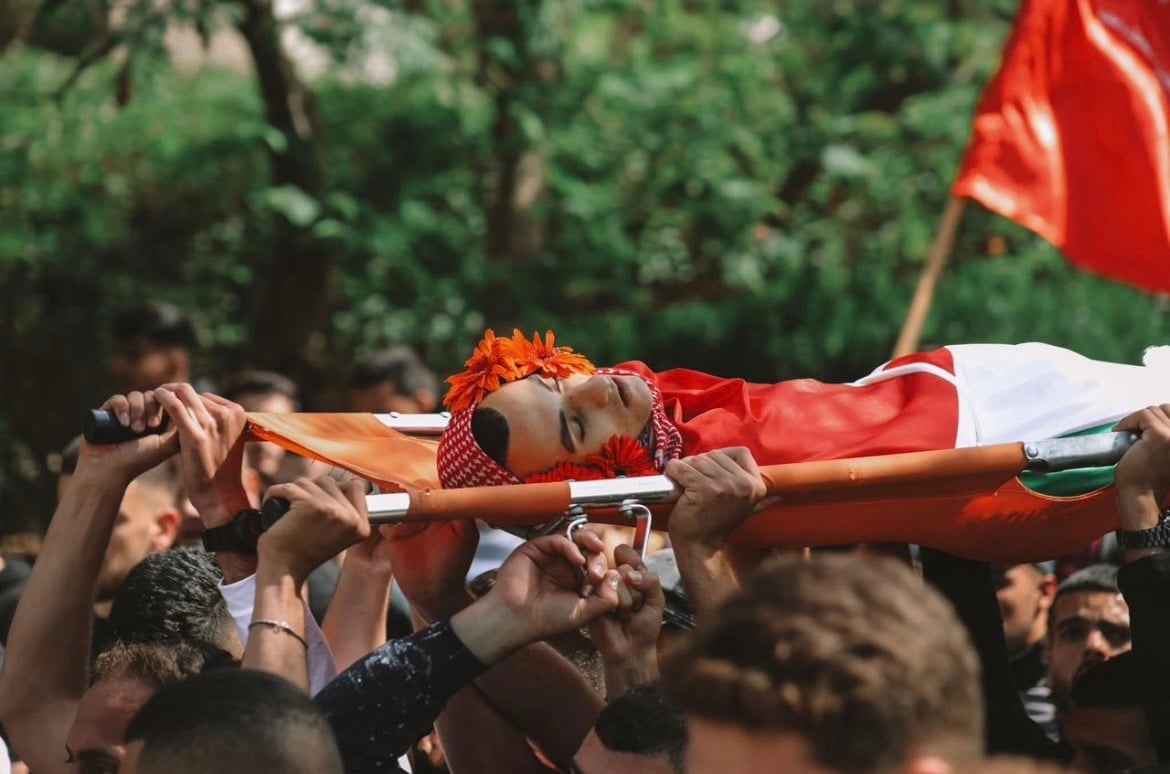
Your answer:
[443,328,596,413]
[440,329,661,484]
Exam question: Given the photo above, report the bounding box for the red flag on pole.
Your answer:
[952,0,1170,292]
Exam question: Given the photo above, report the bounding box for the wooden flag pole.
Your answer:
[892,195,967,357]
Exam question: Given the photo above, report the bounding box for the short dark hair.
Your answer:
[91,641,222,688]
[125,669,343,773]
[108,548,236,652]
[1049,563,1121,632]
[594,684,687,773]
[112,302,196,349]
[350,346,437,396]
[471,407,510,468]
[218,370,299,407]
[665,553,982,771]
[1070,650,1141,710]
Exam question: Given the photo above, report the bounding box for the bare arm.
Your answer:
[321,532,394,670]
[0,393,176,774]
[244,477,371,691]
[665,448,767,617]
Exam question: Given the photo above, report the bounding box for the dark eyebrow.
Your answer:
[559,410,576,453]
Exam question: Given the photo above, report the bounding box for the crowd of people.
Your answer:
[0,301,1168,773]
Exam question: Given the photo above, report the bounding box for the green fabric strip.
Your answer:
[1017,423,1118,497]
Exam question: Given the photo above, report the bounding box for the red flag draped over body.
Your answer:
[952,0,1170,292]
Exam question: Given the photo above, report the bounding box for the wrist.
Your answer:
[256,543,312,589]
[450,595,528,665]
[1116,490,1163,532]
[70,461,135,492]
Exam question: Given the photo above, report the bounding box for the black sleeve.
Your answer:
[315,619,488,772]
[1117,553,1170,763]
[918,548,1065,761]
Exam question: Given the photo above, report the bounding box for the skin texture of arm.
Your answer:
[588,544,665,699]
[0,393,176,774]
[321,531,394,671]
[242,476,371,692]
[1112,404,1170,760]
[154,384,256,583]
[665,448,767,618]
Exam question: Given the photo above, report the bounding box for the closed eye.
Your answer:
[573,416,586,442]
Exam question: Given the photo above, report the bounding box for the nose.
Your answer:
[1082,628,1109,658]
[569,376,613,409]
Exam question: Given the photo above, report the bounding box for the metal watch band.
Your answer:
[201,509,264,554]
[1117,511,1170,550]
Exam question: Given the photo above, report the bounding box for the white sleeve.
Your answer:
[219,574,339,696]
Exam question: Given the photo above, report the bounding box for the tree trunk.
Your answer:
[235,0,330,385]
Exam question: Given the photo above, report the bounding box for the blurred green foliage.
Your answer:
[2,0,1169,530]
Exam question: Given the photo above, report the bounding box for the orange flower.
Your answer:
[508,329,595,380]
[586,435,656,478]
[444,328,596,412]
[444,330,516,412]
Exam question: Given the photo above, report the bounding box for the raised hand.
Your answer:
[587,543,664,696]
[259,476,372,585]
[1114,404,1170,532]
[154,384,251,528]
[470,533,618,658]
[665,446,767,551]
[74,390,179,485]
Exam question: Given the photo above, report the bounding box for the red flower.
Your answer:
[523,462,608,484]
[586,435,656,478]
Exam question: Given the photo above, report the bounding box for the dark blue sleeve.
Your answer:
[315,619,488,772]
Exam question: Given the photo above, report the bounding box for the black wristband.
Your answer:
[201,509,265,554]
[1117,510,1170,551]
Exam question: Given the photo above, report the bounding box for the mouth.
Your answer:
[613,377,630,408]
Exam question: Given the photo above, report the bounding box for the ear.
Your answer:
[414,388,438,413]
[1038,574,1058,610]
[152,508,181,551]
[903,756,953,774]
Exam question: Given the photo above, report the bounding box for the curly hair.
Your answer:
[665,553,982,772]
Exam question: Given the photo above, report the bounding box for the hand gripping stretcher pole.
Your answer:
[83,408,1139,565]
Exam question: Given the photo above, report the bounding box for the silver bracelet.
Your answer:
[248,619,308,649]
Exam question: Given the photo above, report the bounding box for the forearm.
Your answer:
[436,684,550,774]
[0,474,125,774]
[1118,553,1170,762]
[316,619,489,768]
[243,563,310,691]
[672,542,740,618]
[602,651,659,700]
[321,562,393,670]
[472,642,604,768]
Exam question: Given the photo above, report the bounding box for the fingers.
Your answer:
[569,528,609,584]
[100,391,167,432]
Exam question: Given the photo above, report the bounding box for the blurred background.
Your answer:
[2,0,1168,534]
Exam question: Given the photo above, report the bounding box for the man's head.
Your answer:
[93,464,182,602]
[110,302,196,391]
[108,547,242,658]
[351,346,439,414]
[436,329,682,489]
[66,642,214,770]
[219,370,301,484]
[120,669,343,774]
[574,683,688,774]
[1063,652,1156,773]
[992,562,1056,656]
[1046,564,1130,714]
[666,553,982,774]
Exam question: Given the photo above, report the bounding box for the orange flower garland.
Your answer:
[443,328,595,412]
